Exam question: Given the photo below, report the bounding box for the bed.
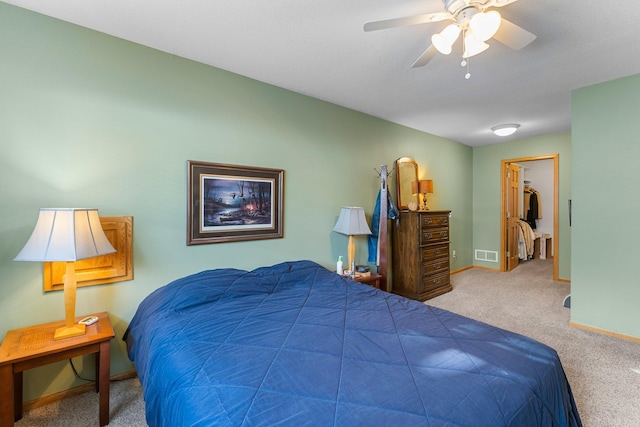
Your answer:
[124,260,582,426]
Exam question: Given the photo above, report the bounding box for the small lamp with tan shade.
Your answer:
[413,180,433,211]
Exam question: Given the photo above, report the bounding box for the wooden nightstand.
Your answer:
[0,312,115,427]
[352,273,383,289]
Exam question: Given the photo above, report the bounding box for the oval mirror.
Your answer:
[395,157,419,211]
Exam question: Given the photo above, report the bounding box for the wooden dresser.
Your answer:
[391,210,452,301]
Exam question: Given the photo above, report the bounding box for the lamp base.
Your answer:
[54,323,86,340]
[421,195,429,211]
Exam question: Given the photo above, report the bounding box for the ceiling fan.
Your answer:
[364,0,536,77]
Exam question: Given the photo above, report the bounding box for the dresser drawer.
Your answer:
[422,272,450,292]
[422,257,449,276]
[422,244,448,261]
[420,227,449,245]
[421,214,449,229]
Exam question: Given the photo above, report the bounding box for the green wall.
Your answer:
[571,74,640,337]
[0,3,472,401]
[472,132,572,279]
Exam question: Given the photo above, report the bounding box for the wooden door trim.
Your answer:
[500,154,559,281]
[506,163,520,271]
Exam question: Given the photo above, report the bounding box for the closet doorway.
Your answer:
[500,154,559,280]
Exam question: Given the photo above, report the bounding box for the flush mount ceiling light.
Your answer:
[492,124,520,136]
[364,0,537,78]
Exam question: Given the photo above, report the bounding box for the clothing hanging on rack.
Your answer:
[517,220,536,260]
[524,187,542,230]
[367,165,395,292]
[368,182,399,264]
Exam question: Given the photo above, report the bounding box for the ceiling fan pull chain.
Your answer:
[461,28,471,79]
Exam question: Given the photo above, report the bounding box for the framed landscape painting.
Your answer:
[187,161,284,245]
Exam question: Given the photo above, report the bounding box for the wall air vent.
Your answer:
[475,249,499,262]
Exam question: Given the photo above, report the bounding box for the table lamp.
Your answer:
[332,207,372,273]
[418,180,433,210]
[14,208,116,340]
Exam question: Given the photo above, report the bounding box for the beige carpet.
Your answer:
[16,259,640,426]
[15,377,147,427]
[429,259,640,427]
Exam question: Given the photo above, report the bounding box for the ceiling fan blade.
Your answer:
[411,44,438,68]
[484,0,521,8]
[364,12,450,32]
[493,18,536,50]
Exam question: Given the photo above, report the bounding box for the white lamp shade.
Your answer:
[14,208,116,262]
[470,11,502,42]
[332,207,372,236]
[432,24,461,55]
[463,31,490,58]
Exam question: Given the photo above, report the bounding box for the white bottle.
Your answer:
[336,256,344,275]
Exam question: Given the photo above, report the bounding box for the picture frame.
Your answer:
[44,216,134,290]
[187,161,284,245]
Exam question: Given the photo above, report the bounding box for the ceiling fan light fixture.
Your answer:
[469,10,502,42]
[432,24,461,55]
[492,123,520,136]
[463,31,489,58]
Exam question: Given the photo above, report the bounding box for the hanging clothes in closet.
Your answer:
[524,187,542,230]
[517,219,536,260]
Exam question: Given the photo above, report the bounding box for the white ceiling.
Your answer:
[4,0,640,146]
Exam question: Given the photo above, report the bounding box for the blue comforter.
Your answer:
[125,260,581,426]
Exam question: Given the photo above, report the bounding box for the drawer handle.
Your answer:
[440,232,447,238]
[426,218,433,224]
[425,233,432,238]
[434,278,440,284]
[434,264,440,269]
[434,249,440,254]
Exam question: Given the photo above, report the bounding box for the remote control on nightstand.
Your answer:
[78,316,99,326]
